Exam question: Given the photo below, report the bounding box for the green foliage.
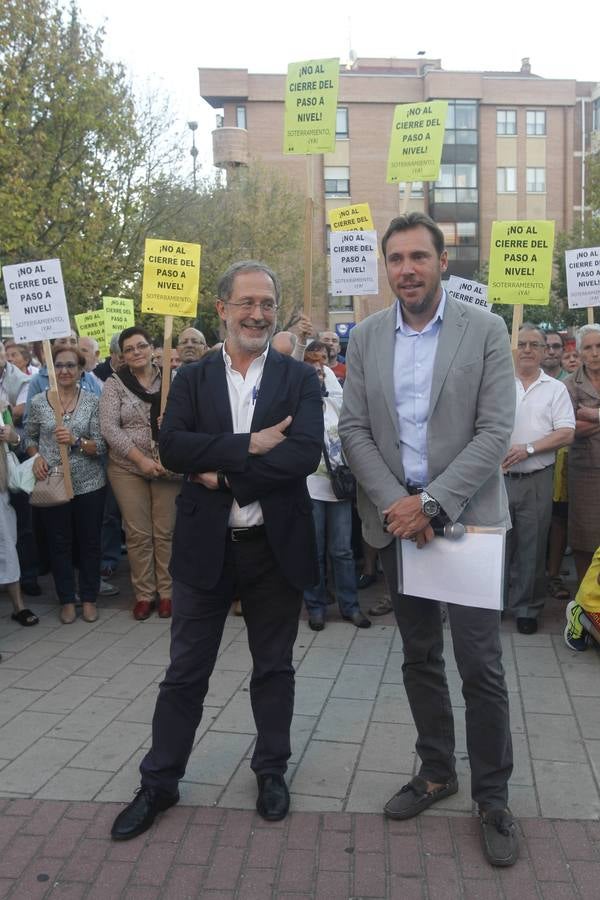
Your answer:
[0,0,182,315]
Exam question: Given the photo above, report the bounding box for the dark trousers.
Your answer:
[10,489,40,582]
[140,534,303,794]
[380,542,513,810]
[40,487,105,604]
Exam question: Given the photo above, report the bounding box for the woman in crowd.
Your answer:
[0,416,39,626]
[302,349,370,631]
[565,324,600,586]
[6,344,38,376]
[25,346,106,624]
[100,326,179,621]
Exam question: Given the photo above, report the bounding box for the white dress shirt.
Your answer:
[509,370,575,472]
[222,343,268,527]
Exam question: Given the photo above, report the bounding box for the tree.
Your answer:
[0,0,184,315]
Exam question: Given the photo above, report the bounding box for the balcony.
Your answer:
[212,127,249,168]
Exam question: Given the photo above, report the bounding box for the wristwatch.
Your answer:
[420,490,440,518]
[526,444,535,456]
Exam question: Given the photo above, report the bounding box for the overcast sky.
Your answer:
[78,0,598,177]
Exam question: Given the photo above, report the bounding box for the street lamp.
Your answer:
[188,120,198,190]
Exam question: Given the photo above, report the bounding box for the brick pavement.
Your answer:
[1,566,599,897]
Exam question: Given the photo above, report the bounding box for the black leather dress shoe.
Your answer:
[516,617,538,635]
[343,610,372,628]
[308,614,325,631]
[256,773,290,821]
[110,786,179,841]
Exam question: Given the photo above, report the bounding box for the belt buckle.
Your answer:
[231,528,247,542]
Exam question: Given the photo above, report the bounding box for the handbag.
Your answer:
[322,442,356,501]
[30,465,71,507]
[4,445,36,494]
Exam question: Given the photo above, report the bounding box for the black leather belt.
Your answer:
[229,525,266,542]
[504,465,552,479]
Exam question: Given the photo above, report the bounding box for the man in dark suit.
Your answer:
[111,261,323,840]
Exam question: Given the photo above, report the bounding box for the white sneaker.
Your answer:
[99,578,119,597]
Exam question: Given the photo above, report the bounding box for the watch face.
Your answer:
[423,498,439,517]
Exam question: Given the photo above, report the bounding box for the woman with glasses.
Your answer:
[100,326,180,621]
[25,346,106,624]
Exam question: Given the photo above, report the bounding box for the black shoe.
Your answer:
[20,580,42,597]
[516,617,538,635]
[308,614,325,631]
[256,773,290,821]
[479,808,519,867]
[110,786,179,841]
[358,573,377,589]
[343,610,372,628]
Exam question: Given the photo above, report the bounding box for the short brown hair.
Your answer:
[382,212,445,259]
[52,345,86,368]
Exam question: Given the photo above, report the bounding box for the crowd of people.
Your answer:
[1,213,600,868]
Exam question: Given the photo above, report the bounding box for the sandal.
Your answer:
[548,576,570,600]
[11,609,39,627]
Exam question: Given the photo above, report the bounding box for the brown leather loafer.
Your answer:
[384,775,458,820]
[157,597,171,618]
[133,600,153,621]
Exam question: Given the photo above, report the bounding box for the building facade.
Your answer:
[199,57,599,331]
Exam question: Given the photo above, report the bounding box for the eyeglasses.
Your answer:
[546,343,563,351]
[225,300,278,314]
[122,343,151,355]
[55,362,78,370]
[517,341,546,350]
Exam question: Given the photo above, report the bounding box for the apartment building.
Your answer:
[199,57,598,331]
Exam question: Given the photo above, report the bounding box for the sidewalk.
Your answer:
[1,567,599,898]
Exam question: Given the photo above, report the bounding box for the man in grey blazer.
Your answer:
[339,213,518,867]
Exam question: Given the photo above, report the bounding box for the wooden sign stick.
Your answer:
[400,182,412,215]
[510,304,524,367]
[303,155,314,318]
[160,314,174,416]
[43,339,74,499]
[587,307,595,326]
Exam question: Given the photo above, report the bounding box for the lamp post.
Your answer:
[188,120,198,190]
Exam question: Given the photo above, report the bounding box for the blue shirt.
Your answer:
[393,290,446,486]
[24,367,102,422]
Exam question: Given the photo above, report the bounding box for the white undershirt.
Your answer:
[222,343,268,527]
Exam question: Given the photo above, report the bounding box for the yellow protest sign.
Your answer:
[141,240,201,317]
[488,221,555,305]
[103,297,135,345]
[328,203,374,232]
[387,101,448,184]
[75,309,108,357]
[283,58,339,155]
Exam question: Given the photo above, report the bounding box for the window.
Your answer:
[526,167,546,193]
[526,110,546,135]
[398,182,424,197]
[324,166,350,197]
[328,294,354,311]
[438,222,479,260]
[235,105,246,129]
[593,97,600,132]
[497,109,516,135]
[443,100,478,145]
[497,167,517,193]
[434,163,478,203]
[336,107,348,139]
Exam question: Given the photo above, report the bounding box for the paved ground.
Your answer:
[1,564,599,897]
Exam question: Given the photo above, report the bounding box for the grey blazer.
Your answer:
[338,295,515,549]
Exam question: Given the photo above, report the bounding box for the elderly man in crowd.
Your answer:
[177,327,207,365]
[503,323,575,634]
[320,330,346,384]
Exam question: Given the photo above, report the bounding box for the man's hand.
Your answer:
[502,443,528,470]
[249,416,292,455]
[190,472,219,490]
[382,495,432,542]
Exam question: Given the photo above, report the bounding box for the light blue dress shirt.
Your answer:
[393,290,446,487]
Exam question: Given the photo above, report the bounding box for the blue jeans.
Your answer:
[304,499,359,618]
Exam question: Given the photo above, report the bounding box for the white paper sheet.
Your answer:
[398,528,506,611]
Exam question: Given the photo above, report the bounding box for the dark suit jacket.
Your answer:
[159,348,323,591]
